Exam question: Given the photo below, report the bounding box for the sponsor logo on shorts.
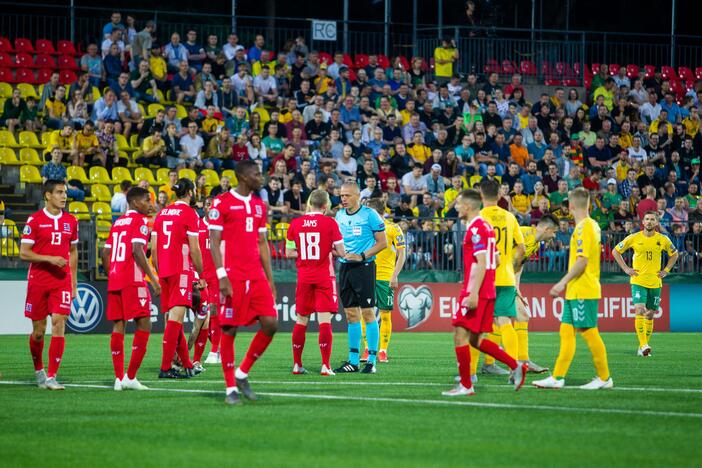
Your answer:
[225,307,233,319]
[68,283,103,333]
[398,285,433,329]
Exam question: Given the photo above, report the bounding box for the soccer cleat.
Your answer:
[235,376,257,401]
[114,378,123,391]
[44,377,65,390]
[224,389,242,406]
[193,362,205,374]
[454,374,479,384]
[524,360,549,373]
[183,367,198,378]
[361,363,376,374]
[204,352,220,364]
[580,377,614,390]
[442,383,475,397]
[320,365,336,376]
[378,350,388,363]
[532,376,565,389]
[637,345,652,357]
[122,377,149,391]
[360,348,369,363]
[481,363,510,375]
[159,368,186,379]
[35,369,47,388]
[510,362,528,391]
[292,364,309,375]
[334,361,359,373]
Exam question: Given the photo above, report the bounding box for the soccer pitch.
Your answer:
[1,332,700,466]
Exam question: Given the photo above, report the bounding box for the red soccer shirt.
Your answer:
[152,201,200,278]
[208,190,268,281]
[198,217,216,280]
[105,210,151,291]
[286,212,343,283]
[21,208,78,286]
[462,216,497,299]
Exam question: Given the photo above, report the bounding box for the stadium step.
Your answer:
[0,184,14,195]
[2,193,28,204]
[3,201,34,210]
[9,210,34,223]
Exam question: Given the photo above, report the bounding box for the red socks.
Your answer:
[161,320,181,371]
[209,314,221,353]
[455,345,472,389]
[29,335,44,371]
[110,332,125,379]
[47,336,65,378]
[239,330,273,374]
[127,330,150,380]
[292,323,307,366]
[318,323,333,367]
[193,327,208,363]
[220,333,236,388]
[176,328,193,369]
[479,338,517,370]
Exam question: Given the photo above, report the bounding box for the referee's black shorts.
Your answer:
[338,261,376,309]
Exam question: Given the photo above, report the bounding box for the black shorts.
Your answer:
[338,261,376,309]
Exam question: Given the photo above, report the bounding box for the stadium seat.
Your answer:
[1,219,19,238]
[19,148,43,166]
[0,147,21,165]
[14,38,35,54]
[501,60,516,75]
[178,168,197,181]
[661,66,676,80]
[96,220,112,240]
[377,55,390,69]
[146,88,166,104]
[40,131,52,147]
[67,165,90,184]
[253,106,270,124]
[20,165,42,183]
[609,64,620,75]
[0,37,13,53]
[156,168,171,185]
[484,59,499,74]
[175,104,188,119]
[591,63,600,74]
[36,68,53,84]
[0,130,20,147]
[678,66,694,82]
[92,202,113,221]
[221,169,238,186]
[0,68,13,83]
[1,238,20,257]
[57,55,78,70]
[147,103,165,118]
[89,166,113,184]
[16,83,37,99]
[69,201,91,221]
[644,65,656,78]
[342,53,354,69]
[0,82,11,98]
[58,70,77,85]
[274,222,290,240]
[318,51,332,65]
[134,167,157,185]
[696,67,702,80]
[0,52,12,68]
[57,40,78,57]
[18,131,42,149]
[91,183,112,202]
[115,134,134,152]
[15,68,36,84]
[354,54,369,69]
[34,55,57,69]
[626,64,639,79]
[111,167,133,184]
[201,169,220,187]
[35,39,57,56]
[562,79,579,86]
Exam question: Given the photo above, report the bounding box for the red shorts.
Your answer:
[204,276,220,308]
[107,285,152,321]
[24,281,72,321]
[219,279,277,327]
[160,273,193,313]
[295,279,338,316]
[452,295,495,334]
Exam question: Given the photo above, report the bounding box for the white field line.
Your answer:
[1,380,701,419]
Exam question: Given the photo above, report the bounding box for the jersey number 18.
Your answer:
[298,232,320,260]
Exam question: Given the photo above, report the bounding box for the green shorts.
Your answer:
[375,280,394,311]
[494,286,517,318]
[631,285,661,311]
[562,299,599,328]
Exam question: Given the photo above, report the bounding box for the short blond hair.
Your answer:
[568,187,590,209]
[307,189,330,210]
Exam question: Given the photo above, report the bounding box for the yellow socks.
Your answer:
[469,345,481,375]
[514,321,529,361]
[552,323,576,379]
[379,311,392,350]
[581,328,610,381]
[635,315,646,347]
[500,322,518,360]
[483,326,501,365]
[644,319,654,345]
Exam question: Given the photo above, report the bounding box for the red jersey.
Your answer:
[462,216,497,299]
[21,208,78,286]
[105,210,151,291]
[198,217,216,280]
[152,201,200,278]
[208,190,268,281]
[286,212,343,282]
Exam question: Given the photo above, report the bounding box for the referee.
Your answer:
[334,182,387,374]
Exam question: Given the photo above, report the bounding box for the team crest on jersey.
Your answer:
[140,225,149,236]
[617,242,624,249]
[63,223,71,232]
[577,239,583,246]
[255,205,262,216]
[25,303,32,312]
[22,225,31,235]
[208,208,220,220]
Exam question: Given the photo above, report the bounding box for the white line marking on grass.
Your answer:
[1,380,701,419]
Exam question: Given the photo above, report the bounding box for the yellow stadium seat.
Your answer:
[274,222,290,240]
[147,88,167,103]
[111,167,134,184]
[178,168,197,182]
[129,134,139,149]
[201,169,220,187]
[92,86,102,101]
[41,131,52,148]
[253,106,270,125]
[115,134,137,152]
[91,183,112,202]
[134,167,157,185]
[0,130,20,148]
[221,169,238,187]
[1,238,20,257]
[89,166,113,184]
[18,131,43,149]
[156,168,171,185]
[19,148,42,166]
[147,103,165,118]
[16,83,37,99]
[20,165,42,183]
[0,147,21,165]
[69,201,91,221]
[0,98,4,110]
[0,82,12,99]
[66,165,90,184]
[96,220,112,240]
[175,104,188,119]
[92,201,113,221]
[1,219,20,238]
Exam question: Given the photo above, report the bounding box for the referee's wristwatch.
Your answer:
[360,252,366,262]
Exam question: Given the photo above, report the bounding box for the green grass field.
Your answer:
[1,331,701,467]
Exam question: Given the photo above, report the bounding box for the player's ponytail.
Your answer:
[173,178,195,200]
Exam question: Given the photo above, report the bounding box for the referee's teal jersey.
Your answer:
[335,205,385,263]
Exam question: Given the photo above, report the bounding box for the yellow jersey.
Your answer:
[565,217,601,300]
[480,205,524,286]
[49,130,73,151]
[520,226,539,259]
[434,46,456,78]
[73,132,98,150]
[614,231,676,288]
[375,219,405,281]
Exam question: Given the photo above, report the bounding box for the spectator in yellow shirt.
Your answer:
[149,45,168,92]
[593,78,616,111]
[45,85,68,130]
[314,64,334,95]
[511,180,532,224]
[48,123,75,161]
[433,38,458,85]
[682,106,700,138]
[71,120,99,166]
[649,110,673,137]
[407,131,431,164]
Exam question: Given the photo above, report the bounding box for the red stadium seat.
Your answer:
[520,60,537,76]
[348,68,357,82]
[501,60,516,75]
[661,66,676,80]
[609,64,621,75]
[0,68,14,83]
[354,54,369,69]
[562,79,579,86]
[377,54,390,69]
[0,37,14,53]
[696,67,702,80]
[685,80,695,91]
[397,55,410,71]
[644,65,656,79]
[15,68,36,84]
[544,78,560,86]
[14,53,35,69]
[484,59,499,74]
[541,61,556,78]
[678,66,694,82]
[584,75,592,90]
[0,52,12,68]
[59,69,77,85]
[35,39,57,55]
[626,64,639,79]
[342,53,353,69]
[36,68,53,84]
[669,79,684,98]
[318,51,332,65]
[591,63,600,74]
[34,54,57,69]
[14,38,35,54]
[58,55,79,70]
[57,40,79,57]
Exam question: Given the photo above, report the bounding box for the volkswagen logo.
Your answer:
[68,283,103,333]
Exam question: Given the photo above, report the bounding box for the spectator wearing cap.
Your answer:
[689,158,701,186]
[425,163,446,198]
[602,178,623,209]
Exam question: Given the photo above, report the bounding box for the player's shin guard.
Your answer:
[292,323,307,366]
[644,319,654,345]
[239,330,273,375]
[552,323,576,379]
[635,315,646,347]
[455,345,473,389]
[347,321,362,365]
[161,320,181,371]
[47,336,65,378]
[29,335,44,371]
[209,315,221,353]
[318,323,333,367]
[110,332,125,380]
[127,330,149,380]
[379,311,392,350]
[581,328,610,381]
[176,328,193,369]
[220,333,236,389]
[478,338,517,370]
[500,323,518,360]
[193,327,208,362]
[365,319,379,364]
[483,326,502,365]
[469,345,480,375]
[514,321,530,361]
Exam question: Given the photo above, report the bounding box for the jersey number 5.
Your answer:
[298,232,320,260]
